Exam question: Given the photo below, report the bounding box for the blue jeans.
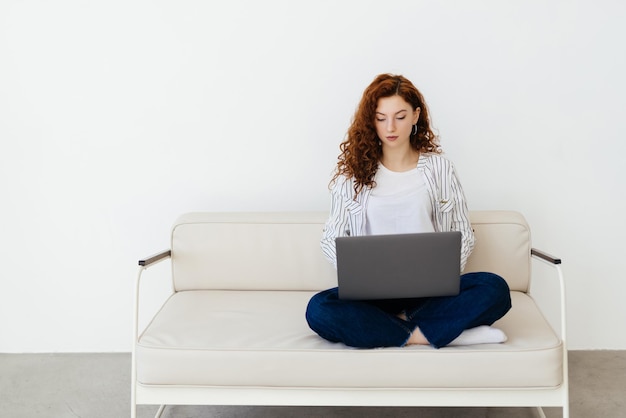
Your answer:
[305,272,512,349]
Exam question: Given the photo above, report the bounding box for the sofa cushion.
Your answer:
[136,290,563,389]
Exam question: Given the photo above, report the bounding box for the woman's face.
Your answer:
[374,95,420,150]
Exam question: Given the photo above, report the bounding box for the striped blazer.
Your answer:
[320,153,475,271]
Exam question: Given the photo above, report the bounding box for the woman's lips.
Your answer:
[386,136,398,141]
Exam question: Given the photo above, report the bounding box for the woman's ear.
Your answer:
[413,107,421,124]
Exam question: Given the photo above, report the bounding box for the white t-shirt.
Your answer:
[365,163,435,235]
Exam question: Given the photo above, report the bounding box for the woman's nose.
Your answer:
[386,119,395,132]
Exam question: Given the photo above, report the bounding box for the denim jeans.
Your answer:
[305,272,512,349]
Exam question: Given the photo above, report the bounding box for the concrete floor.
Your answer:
[0,351,624,418]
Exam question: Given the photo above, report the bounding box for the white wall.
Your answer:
[1,0,624,352]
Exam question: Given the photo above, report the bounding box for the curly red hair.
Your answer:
[332,74,441,195]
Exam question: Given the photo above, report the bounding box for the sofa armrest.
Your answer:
[138,250,171,267]
[134,249,172,341]
[530,246,568,393]
[531,248,561,265]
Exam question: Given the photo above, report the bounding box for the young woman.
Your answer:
[306,74,512,349]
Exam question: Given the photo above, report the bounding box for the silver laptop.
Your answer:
[336,231,462,300]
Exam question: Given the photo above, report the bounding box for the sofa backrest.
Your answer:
[170,212,337,292]
[465,211,531,293]
[170,210,531,293]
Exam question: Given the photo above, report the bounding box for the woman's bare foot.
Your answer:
[406,327,429,345]
[397,313,429,345]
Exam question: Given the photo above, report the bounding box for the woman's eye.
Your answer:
[376,118,386,122]
[397,116,406,120]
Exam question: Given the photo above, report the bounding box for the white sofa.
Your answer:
[131,210,568,417]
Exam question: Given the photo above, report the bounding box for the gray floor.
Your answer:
[0,351,624,418]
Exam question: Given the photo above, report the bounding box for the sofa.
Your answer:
[131,210,568,417]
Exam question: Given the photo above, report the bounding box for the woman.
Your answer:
[306,74,511,349]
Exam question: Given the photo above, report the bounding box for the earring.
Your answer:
[412,124,418,136]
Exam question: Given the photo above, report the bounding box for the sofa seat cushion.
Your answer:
[136,290,563,389]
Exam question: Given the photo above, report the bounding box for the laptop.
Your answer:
[335,231,462,300]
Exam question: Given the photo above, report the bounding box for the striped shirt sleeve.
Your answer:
[320,176,352,268]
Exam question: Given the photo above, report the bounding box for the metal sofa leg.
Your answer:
[154,405,167,418]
